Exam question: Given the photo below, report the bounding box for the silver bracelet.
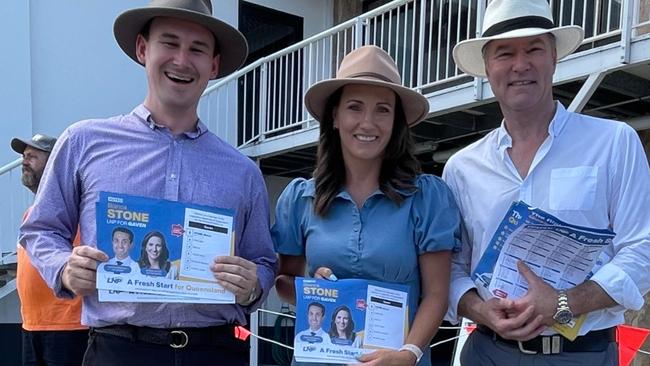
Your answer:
[398,343,423,363]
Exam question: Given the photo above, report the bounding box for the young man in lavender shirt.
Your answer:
[19,1,277,365]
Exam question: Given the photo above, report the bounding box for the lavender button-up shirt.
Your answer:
[20,105,277,328]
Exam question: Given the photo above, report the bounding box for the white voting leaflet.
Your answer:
[489,224,610,299]
[363,285,408,350]
[472,201,614,301]
[179,208,234,282]
[472,202,615,340]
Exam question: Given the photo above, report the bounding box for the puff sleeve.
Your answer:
[411,174,462,254]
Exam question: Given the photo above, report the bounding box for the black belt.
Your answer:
[476,324,616,354]
[91,324,236,349]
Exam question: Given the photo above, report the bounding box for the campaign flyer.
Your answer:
[293,277,409,364]
[95,192,235,303]
[471,200,615,339]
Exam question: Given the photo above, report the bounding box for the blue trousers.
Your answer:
[22,329,89,366]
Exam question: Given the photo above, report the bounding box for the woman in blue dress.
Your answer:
[272,45,461,366]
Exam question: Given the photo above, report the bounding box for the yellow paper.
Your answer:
[552,313,587,341]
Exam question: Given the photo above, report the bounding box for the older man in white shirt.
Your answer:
[443,0,650,364]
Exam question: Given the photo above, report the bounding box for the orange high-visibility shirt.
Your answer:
[17,208,86,331]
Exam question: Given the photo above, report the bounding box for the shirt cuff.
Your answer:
[243,267,274,312]
[53,263,76,299]
[590,262,644,310]
[445,277,476,324]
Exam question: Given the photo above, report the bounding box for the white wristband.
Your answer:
[398,343,423,363]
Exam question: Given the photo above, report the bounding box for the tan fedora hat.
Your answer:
[453,0,584,77]
[304,45,429,127]
[114,0,248,79]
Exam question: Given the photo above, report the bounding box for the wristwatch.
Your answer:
[552,290,573,324]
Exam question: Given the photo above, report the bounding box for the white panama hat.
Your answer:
[453,0,584,77]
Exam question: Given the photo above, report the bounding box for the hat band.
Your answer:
[344,71,395,83]
[482,16,554,37]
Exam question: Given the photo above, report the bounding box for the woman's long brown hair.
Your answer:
[312,87,421,217]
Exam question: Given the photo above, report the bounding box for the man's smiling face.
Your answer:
[483,34,557,116]
[136,16,220,117]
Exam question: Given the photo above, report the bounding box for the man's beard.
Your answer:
[22,168,41,192]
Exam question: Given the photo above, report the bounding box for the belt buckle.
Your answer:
[541,335,562,354]
[517,341,538,355]
[170,330,188,349]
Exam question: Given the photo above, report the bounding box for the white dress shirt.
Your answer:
[443,102,650,335]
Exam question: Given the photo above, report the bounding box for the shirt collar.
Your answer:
[132,104,209,139]
[548,101,569,137]
[495,101,569,152]
[300,179,418,199]
[115,256,132,264]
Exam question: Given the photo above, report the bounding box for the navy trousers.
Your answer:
[82,328,249,366]
[22,329,89,366]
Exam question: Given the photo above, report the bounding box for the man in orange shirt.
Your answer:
[12,134,87,365]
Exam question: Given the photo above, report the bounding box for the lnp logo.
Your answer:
[107,277,123,284]
[171,224,185,237]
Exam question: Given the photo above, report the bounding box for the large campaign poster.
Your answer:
[95,192,235,303]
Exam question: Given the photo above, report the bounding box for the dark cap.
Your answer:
[11,134,57,154]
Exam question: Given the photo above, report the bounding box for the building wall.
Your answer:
[333,0,363,24]
[249,0,333,38]
[1,1,33,165]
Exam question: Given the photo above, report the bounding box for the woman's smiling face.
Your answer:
[335,309,350,333]
[146,236,163,262]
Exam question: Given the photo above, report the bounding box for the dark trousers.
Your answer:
[22,329,89,366]
[82,328,249,366]
[460,328,619,365]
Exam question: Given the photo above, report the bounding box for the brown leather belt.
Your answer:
[476,324,616,354]
[91,324,236,349]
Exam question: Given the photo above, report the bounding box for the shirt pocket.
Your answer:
[549,166,598,211]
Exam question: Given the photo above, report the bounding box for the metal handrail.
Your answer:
[198,0,638,154]
[0,158,22,176]
[203,0,409,95]
[0,158,24,301]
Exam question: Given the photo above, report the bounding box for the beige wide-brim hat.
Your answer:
[114,0,248,79]
[453,0,584,77]
[304,45,429,127]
